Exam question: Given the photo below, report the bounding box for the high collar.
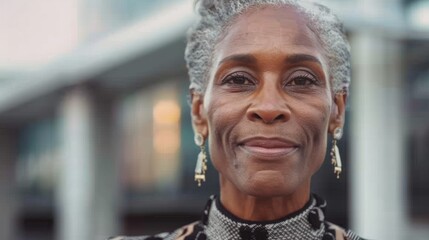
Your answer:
[201,194,329,240]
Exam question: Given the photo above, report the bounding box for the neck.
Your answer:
[219,176,311,222]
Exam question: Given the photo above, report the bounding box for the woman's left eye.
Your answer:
[285,72,318,87]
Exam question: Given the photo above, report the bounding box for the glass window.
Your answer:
[16,117,60,197]
[405,40,429,220]
[118,79,219,198]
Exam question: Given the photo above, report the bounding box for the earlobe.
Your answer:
[190,91,208,138]
[329,93,347,134]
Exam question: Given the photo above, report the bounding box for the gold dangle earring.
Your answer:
[194,133,208,187]
[330,127,343,179]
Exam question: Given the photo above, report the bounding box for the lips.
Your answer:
[238,137,299,159]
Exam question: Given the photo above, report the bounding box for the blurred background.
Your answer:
[0,0,428,239]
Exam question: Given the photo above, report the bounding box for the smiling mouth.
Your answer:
[238,137,299,159]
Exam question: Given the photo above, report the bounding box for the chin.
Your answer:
[240,170,300,197]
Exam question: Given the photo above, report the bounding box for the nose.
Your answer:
[246,87,291,124]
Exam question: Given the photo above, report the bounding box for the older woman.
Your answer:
[111,0,361,239]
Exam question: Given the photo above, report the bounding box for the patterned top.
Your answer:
[109,195,363,240]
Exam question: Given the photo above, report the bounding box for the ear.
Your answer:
[329,93,347,134]
[190,90,208,139]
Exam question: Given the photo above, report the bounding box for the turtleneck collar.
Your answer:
[201,194,329,240]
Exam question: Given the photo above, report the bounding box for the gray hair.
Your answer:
[185,0,351,94]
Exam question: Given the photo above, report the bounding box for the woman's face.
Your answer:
[192,6,345,197]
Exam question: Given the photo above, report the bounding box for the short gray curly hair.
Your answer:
[185,0,351,94]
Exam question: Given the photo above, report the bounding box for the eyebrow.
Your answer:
[218,53,322,66]
[285,54,322,65]
[219,54,257,65]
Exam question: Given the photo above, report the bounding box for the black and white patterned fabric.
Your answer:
[108,195,364,240]
[205,195,326,240]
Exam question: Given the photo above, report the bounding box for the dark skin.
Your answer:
[191,6,347,221]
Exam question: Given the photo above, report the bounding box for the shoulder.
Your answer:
[107,221,202,240]
[325,222,365,240]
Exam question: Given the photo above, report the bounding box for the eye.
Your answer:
[285,71,319,87]
[221,72,255,86]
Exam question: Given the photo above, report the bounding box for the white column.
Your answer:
[0,129,17,240]
[59,87,96,240]
[58,86,119,240]
[350,32,406,239]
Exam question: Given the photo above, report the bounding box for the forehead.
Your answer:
[214,5,326,64]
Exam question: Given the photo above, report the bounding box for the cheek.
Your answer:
[296,91,331,135]
[205,93,244,171]
[206,98,236,143]
[298,98,331,170]
[306,105,330,142]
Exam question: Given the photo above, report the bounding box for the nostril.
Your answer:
[251,113,263,121]
[246,104,291,124]
[274,114,286,122]
[263,113,286,124]
[248,111,287,124]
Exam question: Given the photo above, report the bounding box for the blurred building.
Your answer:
[0,0,428,240]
